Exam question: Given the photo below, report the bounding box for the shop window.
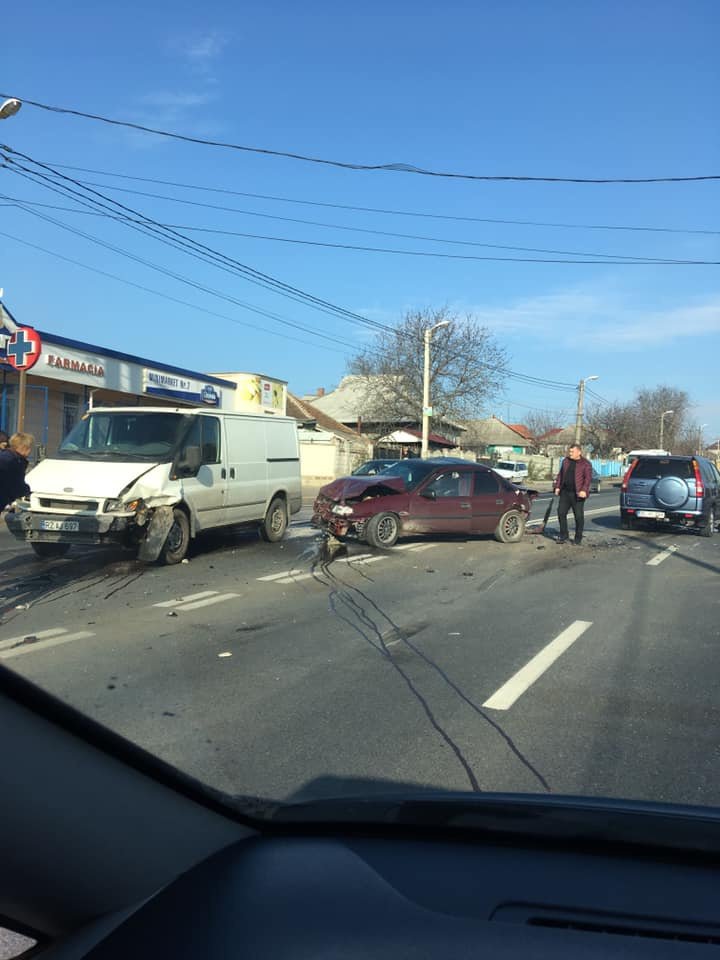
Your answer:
[63,393,82,440]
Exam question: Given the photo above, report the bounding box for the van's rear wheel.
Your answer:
[260,497,288,542]
[160,508,190,564]
[31,542,71,560]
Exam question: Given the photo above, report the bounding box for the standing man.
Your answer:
[554,443,592,544]
[0,432,33,512]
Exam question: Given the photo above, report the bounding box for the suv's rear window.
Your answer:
[632,458,694,479]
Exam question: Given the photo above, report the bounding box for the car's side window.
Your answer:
[474,471,499,495]
[427,471,463,497]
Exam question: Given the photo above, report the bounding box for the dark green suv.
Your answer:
[620,455,720,535]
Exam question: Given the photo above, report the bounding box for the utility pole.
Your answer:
[574,375,599,444]
[421,320,450,458]
[660,409,673,450]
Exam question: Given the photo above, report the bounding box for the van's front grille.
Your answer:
[38,498,100,512]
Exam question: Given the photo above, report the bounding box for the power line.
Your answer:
[13,183,701,264]
[4,192,714,266]
[0,228,353,356]
[4,95,719,184]
[46,161,720,237]
[0,146,396,334]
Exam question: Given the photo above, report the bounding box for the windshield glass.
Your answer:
[2,4,718,829]
[58,412,190,461]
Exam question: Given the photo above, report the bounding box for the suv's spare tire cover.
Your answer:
[654,476,689,509]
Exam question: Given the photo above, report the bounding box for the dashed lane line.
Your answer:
[0,628,96,659]
[646,545,678,566]
[153,591,240,611]
[483,620,593,711]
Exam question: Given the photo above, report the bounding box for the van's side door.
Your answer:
[223,417,269,524]
[178,416,227,530]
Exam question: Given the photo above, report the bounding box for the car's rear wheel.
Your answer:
[701,505,715,538]
[494,509,525,543]
[365,512,400,548]
[31,542,71,560]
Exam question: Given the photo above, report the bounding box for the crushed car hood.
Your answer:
[26,458,160,499]
[319,475,406,501]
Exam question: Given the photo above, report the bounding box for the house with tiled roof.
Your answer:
[287,393,371,481]
[462,416,533,455]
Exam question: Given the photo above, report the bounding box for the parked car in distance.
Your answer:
[590,469,602,494]
[492,460,529,483]
[351,459,399,476]
[620,455,720,535]
[313,458,538,548]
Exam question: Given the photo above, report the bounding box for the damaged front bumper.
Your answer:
[5,508,133,546]
[312,498,366,540]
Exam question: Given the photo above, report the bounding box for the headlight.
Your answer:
[331,504,354,517]
[106,498,143,513]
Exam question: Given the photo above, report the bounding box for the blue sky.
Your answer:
[2,0,719,434]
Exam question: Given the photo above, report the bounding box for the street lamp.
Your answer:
[0,98,22,121]
[421,320,451,459]
[698,424,708,455]
[659,409,673,450]
[574,375,599,444]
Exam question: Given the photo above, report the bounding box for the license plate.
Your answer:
[39,519,80,532]
[637,510,665,519]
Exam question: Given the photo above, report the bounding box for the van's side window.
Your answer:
[183,418,221,464]
[202,418,221,464]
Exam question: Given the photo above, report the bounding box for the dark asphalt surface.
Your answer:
[2,486,719,808]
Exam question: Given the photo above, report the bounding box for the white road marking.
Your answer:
[646,545,678,566]
[175,593,240,611]
[526,505,617,526]
[483,620,593,711]
[257,570,304,582]
[154,591,218,607]
[0,628,67,652]
[0,629,96,659]
[153,591,240,611]
[276,573,313,584]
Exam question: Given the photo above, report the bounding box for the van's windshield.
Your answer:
[57,412,191,461]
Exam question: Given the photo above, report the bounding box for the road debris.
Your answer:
[218,652,233,658]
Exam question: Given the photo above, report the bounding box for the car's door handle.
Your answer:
[230,468,236,479]
[459,502,471,509]
[496,499,504,504]
[221,468,227,479]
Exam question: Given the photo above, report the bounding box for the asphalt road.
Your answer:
[2,485,719,809]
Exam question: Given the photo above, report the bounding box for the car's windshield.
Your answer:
[2,3,718,835]
[375,460,439,490]
[58,412,190,461]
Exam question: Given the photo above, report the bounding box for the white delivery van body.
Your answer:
[5,407,302,564]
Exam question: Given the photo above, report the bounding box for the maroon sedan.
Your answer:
[312,459,538,548]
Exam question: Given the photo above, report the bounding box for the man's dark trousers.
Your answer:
[558,489,585,542]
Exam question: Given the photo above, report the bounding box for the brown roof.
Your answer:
[509,423,533,440]
[287,393,368,442]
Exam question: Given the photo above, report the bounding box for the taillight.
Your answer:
[621,459,639,491]
[692,459,704,497]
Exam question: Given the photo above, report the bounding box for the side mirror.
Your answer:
[175,445,202,477]
[421,489,436,500]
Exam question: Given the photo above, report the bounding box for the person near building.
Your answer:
[554,442,592,544]
[0,432,34,512]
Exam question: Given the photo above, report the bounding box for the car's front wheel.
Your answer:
[494,509,526,543]
[365,512,400,548]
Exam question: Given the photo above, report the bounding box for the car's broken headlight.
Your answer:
[331,504,354,516]
[106,498,143,513]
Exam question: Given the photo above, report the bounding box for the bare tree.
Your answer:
[347,307,507,438]
[583,386,692,455]
[523,410,561,453]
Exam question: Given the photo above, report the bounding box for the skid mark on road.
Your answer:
[311,543,550,794]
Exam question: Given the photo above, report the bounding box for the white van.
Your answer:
[5,407,302,564]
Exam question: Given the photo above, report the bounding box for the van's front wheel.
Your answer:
[160,508,190,564]
[260,497,288,542]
